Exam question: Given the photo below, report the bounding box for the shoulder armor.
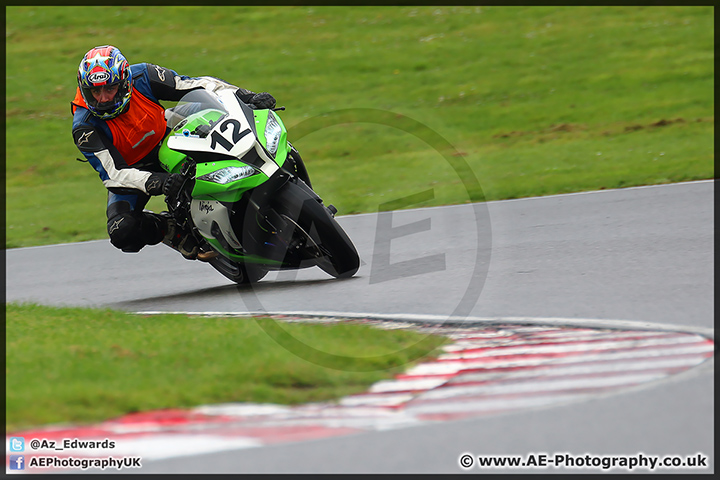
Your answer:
[146,63,176,89]
[72,126,105,152]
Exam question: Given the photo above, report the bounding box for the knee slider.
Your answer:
[107,211,143,252]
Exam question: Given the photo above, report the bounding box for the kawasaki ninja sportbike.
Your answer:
[158,88,359,284]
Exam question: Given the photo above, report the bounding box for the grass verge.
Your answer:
[6,303,449,433]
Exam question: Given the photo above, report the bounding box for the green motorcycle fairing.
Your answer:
[157,88,294,265]
[159,107,289,203]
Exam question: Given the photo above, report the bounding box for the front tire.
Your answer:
[272,181,359,279]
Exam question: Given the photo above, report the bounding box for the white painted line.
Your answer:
[479,179,714,205]
[404,345,714,376]
[418,372,667,400]
[442,331,685,351]
[339,393,416,407]
[193,403,292,417]
[406,393,592,415]
[7,239,109,251]
[369,378,448,393]
[438,335,709,360]
[445,356,709,381]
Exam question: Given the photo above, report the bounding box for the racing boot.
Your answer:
[160,214,199,260]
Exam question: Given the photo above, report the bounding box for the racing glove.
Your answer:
[236,91,276,110]
[145,172,184,198]
[250,92,276,109]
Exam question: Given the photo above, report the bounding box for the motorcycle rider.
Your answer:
[71,45,276,260]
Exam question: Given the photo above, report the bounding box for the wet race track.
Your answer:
[6,181,714,474]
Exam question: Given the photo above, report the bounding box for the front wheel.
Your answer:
[273,181,359,279]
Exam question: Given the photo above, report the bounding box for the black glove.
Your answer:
[249,92,276,110]
[145,172,184,197]
[162,173,185,198]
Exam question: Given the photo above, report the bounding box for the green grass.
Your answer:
[6,303,449,432]
[4,6,713,248]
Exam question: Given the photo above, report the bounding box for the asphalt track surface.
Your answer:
[6,180,714,474]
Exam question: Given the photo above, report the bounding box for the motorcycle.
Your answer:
[158,88,360,284]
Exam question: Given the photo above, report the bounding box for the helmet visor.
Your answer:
[81,79,130,117]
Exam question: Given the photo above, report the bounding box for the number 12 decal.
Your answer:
[210,119,251,151]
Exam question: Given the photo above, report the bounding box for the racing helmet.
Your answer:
[77,45,132,120]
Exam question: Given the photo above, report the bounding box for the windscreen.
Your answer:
[165,89,229,135]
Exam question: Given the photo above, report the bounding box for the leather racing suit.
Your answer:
[71,63,257,253]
